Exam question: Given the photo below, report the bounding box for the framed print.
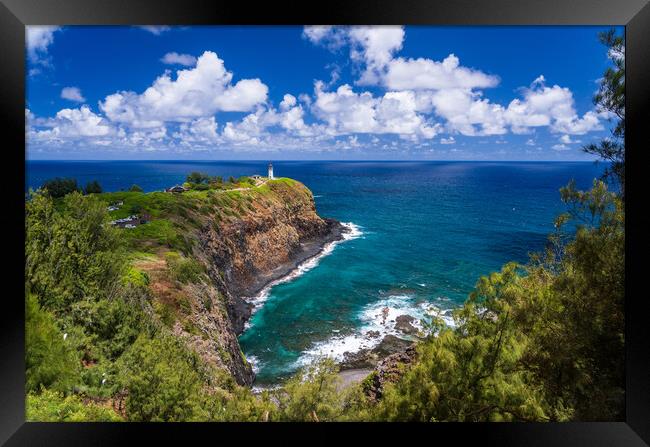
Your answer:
[2,0,649,444]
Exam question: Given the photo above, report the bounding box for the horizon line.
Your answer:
[25,159,603,163]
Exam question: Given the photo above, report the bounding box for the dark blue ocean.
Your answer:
[26,160,605,384]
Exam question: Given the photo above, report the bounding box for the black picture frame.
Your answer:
[2,0,649,444]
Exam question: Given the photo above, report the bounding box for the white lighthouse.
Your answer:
[268,162,274,180]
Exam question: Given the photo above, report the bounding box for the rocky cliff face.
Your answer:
[198,180,344,335]
[177,179,344,386]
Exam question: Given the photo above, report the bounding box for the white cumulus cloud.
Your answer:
[99,51,268,127]
[30,106,113,144]
[60,87,86,103]
[384,54,499,91]
[505,79,603,135]
[311,82,440,139]
[26,26,61,70]
[138,26,171,35]
[161,52,197,66]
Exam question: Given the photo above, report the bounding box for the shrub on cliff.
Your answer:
[165,251,205,284]
[274,358,344,422]
[116,333,206,421]
[209,176,224,187]
[27,388,123,422]
[25,191,147,402]
[370,266,550,422]
[25,191,124,312]
[193,183,210,191]
[25,293,80,394]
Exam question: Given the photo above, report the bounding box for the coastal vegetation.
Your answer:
[25,176,325,421]
[582,29,625,195]
[24,30,624,422]
[40,177,105,198]
[39,177,80,198]
[180,171,258,192]
[24,174,624,422]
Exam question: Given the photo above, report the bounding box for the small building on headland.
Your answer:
[166,185,187,193]
[107,201,123,212]
[110,213,151,228]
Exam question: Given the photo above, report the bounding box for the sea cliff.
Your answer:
[107,178,345,386]
[199,180,344,335]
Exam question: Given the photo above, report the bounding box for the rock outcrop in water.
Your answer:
[340,335,414,370]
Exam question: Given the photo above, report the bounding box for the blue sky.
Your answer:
[25,25,622,160]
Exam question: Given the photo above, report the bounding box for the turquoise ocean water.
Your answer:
[26,160,605,384]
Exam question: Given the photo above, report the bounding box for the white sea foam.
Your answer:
[242,222,363,330]
[293,294,456,369]
[251,383,283,394]
[246,354,262,374]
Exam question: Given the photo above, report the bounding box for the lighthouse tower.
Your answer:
[268,162,274,180]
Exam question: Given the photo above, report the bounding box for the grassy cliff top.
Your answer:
[92,177,310,256]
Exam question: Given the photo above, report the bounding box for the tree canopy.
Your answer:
[24,169,624,421]
[582,29,625,195]
[186,172,211,184]
[84,180,103,194]
[40,177,80,198]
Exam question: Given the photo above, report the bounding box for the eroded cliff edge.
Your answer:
[128,179,345,387]
[199,181,344,335]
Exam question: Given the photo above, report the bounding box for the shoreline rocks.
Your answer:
[395,314,418,335]
[364,344,418,402]
[340,334,414,371]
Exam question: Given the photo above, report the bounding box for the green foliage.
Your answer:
[129,184,143,192]
[153,301,176,328]
[41,177,80,198]
[582,28,625,194]
[533,179,624,420]
[193,183,210,191]
[165,251,205,284]
[372,266,549,422]
[274,358,343,422]
[24,168,623,423]
[116,333,206,421]
[84,180,103,194]
[368,180,624,422]
[121,266,150,288]
[68,295,145,362]
[25,191,124,312]
[27,388,123,422]
[204,386,276,422]
[99,191,178,219]
[186,172,210,184]
[125,219,180,249]
[25,293,79,393]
